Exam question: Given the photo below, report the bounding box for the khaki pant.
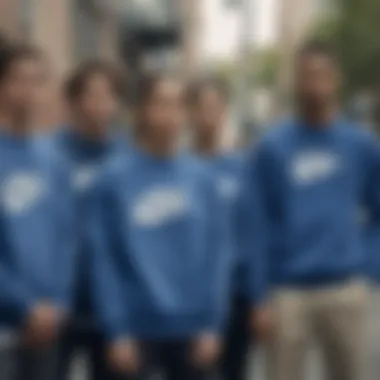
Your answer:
[266,279,369,380]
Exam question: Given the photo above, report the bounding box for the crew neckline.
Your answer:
[293,114,344,135]
[133,144,180,168]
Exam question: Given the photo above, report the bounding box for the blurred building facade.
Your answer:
[119,0,201,79]
[0,0,203,125]
[0,0,122,128]
[276,0,328,113]
[1,0,202,79]
[0,0,120,78]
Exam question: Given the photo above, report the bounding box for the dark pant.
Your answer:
[113,340,217,380]
[0,331,58,380]
[221,295,252,380]
[15,345,58,380]
[0,345,15,380]
[58,319,110,380]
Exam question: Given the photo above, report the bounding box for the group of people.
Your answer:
[0,33,379,380]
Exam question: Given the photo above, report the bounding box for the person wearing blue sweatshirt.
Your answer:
[53,60,127,380]
[245,41,380,380]
[0,43,71,380]
[187,78,252,380]
[88,74,229,380]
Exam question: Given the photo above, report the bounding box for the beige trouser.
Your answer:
[266,279,369,380]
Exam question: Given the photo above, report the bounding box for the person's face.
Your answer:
[76,73,119,131]
[295,54,339,108]
[0,57,47,120]
[142,79,185,144]
[191,87,227,138]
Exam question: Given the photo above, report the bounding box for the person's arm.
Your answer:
[365,134,380,218]
[363,134,380,281]
[240,143,275,305]
[201,171,231,333]
[0,211,34,318]
[31,135,77,312]
[51,160,77,311]
[87,170,128,341]
[241,141,278,341]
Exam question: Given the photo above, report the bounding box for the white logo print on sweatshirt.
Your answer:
[291,150,340,186]
[132,187,189,227]
[1,173,45,214]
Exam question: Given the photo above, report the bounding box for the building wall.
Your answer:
[32,0,72,77]
[97,13,120,62]
[0,0,120,73]
[276,0,323,114]
[180,0,202,79]
[0,0,121,127]
[0,0,23,39]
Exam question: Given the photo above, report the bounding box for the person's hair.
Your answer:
[0,43,43,85]
[134,72,179,108]
[64,60,125,102]
[187,77,230,106]
[296,40,338,64]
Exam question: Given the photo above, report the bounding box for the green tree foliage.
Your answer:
[213,60,237,89]
[310,0,380,94]
[253,48,280,88]
[212,47,280,91]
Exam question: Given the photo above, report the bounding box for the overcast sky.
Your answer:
[199,0,279,62]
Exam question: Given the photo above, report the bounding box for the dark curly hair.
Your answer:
[64,60,125,102]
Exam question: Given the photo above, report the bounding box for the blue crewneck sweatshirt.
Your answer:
[88,147,229,340]
[0,131,71,327]
[53,127,126,318]
[245,118,380,303]
[364,221,380,284]
[198,152,249,297]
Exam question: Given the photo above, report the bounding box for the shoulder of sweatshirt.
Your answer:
[259,119,296,147]
[95,150,133,190]
[31,133,72,185]
[334,119,380,156]
[245,119,295,166]
[181,152,216,178]
[220,150,245,167]
[213,152,247,183]
[182,154,222,199]
[31,133,65,164]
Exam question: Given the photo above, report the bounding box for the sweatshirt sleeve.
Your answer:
[363,135,380,280]
[241,137,281,305]
[87,170,128,341]
[0,211,34,318]
[52,161,77,310]
[365,135,380,218]
[34,137,77,310]
[202,171,231,332]
[238,149,268,305]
